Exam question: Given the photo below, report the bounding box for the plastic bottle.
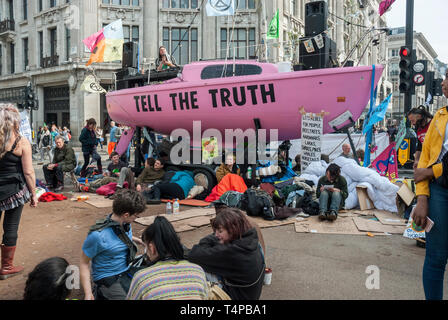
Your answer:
[247,167,252,179]
[292,196,297,208]
[166,201,172,215]
[77,195,89,202]
[173,199,180,215]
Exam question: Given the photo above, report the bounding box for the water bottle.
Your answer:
[166,201,172,215]
[247,167,252,179]
[292,196,297,208]
[173,199,180,215]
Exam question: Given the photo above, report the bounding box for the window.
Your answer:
[103,0,139,5]
[236,0,255,9]
[163,0,198,9]
[162,28,198,65]
[39,31,44,66]
[290,0,297,16]
[200,64,262,80]
[23,38,29,70]
[49,0,56,8]
[66,27,71,61]
[50,28,57,57]
[389,49,398,57]
[10,43,15,74]
[39,0,43,11]
[23,0,28,20]
[122,25,139,43]
[220,28,256,59]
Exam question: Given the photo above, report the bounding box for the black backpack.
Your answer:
[240,189,275,221]
[42,135,50,147]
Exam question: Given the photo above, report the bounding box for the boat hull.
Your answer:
[106,65,384,143]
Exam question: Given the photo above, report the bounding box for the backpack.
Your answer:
[240,188,276,221]
[42,134,50,147]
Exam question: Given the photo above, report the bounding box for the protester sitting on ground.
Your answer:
[126,216,208,300]
[42,136,76,192]
[216,154,241,183]
[408,106,433,170]
[143,170,195,202]
[39,126,52,162]
[186,208,265,300]
[292,155,301,173]
[340,144,352,159]
[80,190,146,300]
[136,158,166,192]
[23,257,72,300]
[316,164,348,221]
[79,118,102,177]
[78,152,135,193]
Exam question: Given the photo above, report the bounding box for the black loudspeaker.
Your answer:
[299,33,336,70]
[305,1,328,37]
[122,41,139,68]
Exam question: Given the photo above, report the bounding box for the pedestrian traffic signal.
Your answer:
[399,46,413,93]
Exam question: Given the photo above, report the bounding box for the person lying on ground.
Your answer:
[135,158,165,192]
[216,154,241,183]
[23,257,72,300]
[77,151,135,193]
[186,207,265,300]
[126,216,208,300]
[316,163,348,222]
[80,190,146,300]
[42,136,76,192]
[143,170,195,202]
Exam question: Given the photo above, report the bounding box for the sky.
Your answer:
[384,0,448,63]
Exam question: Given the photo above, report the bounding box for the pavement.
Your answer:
[27,147,447,300]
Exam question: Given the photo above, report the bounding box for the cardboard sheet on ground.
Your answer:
[249,216,296,229]
[373,210,407,226]
[171,222,197,233]
[135,208,216,226]
[352,217,406,234]
[295,216,375,235]
[84,194,113,208]
[161,199,211,207]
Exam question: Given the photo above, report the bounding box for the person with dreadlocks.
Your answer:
[408,106,433,170]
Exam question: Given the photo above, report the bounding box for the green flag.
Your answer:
[267,9,279,39]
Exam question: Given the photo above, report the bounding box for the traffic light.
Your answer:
[23,84,38,110]
[433,78,443,96]
[399,46,413,93]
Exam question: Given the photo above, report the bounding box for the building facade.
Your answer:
[0,0,391,144]
[386,27,447,119]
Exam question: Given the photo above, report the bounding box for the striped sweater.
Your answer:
[126,260,209,300]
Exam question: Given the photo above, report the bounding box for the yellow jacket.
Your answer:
[416,106,448,196]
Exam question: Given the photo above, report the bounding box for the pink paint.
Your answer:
[106,60,383,144]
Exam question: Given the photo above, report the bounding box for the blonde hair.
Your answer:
[0,103,21,160]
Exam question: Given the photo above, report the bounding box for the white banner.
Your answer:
[304,39,315,53]
[301,114,323,172]
[81,75,106,94]
[206,0,235,16]
[19,110,33,143]
[314,34,324,49]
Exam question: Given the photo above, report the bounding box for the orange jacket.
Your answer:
[416,106,448,196]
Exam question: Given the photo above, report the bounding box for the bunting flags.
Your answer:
[304,39,315,53]
[267,9,279,39]
[83,19,124,66]
[206,0,235,16]
[379,0,396,16]
[314,34,324,49]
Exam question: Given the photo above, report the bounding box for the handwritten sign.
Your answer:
[301,113,323,172]
[19,110,32,143]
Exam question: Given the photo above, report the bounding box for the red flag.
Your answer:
[379,0,396,16]
[371,142,399,181]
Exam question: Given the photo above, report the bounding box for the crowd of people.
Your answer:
[0,69,448,301]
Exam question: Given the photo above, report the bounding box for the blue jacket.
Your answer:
[170,171,195,198]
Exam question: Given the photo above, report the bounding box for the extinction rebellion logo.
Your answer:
[210,0,232,12]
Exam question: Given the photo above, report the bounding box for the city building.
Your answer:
[386,27,447,120]
[0,0,391,145]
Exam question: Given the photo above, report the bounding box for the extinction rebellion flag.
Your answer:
[206,0,235,16]
[267,9,279,39]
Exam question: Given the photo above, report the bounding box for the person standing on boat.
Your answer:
[156,46,177,71]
